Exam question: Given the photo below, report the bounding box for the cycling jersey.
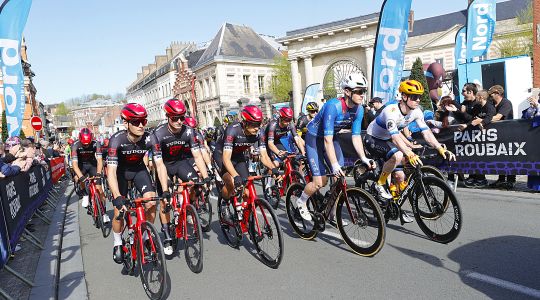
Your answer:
[366,103,429,140]
[107,130,152,170]
[264,119,297,145]
[307,97,364,137]
[72,140,102,166]
[150,123,199,162]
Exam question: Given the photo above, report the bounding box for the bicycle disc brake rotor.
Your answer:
[313,212,325,231]
[386,202,399,220]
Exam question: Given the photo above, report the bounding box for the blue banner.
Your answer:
[455,26,467,68]
[0,0,32,137]
[371,0,412,104]
[300,83,322,114]
[466,0,496,62]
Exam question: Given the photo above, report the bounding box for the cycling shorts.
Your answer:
[363,134,399,161]
[165,160,199,182]
[305,133,343,177]
[212,150,249,181]
[116,166,155,196]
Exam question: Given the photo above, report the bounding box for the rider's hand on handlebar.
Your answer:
[162,191,171,204]
[78,175,87,183]
[113,195,128,212]
[406,152,423,166]
[233,175,243,192]
[437,147,456,161]
[361,157,376,170]
[331,163,346,177]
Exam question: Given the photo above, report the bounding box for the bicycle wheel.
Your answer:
[195,189,212,232]
[217,197,241,248]
[91,193,101,229]
[184,204,204,273]
[95,193,111,238]
[412,176,462,244]
[285,183,318,240]
[420,165,446,180]
[263,178,281,210]
[336,188,386,256]
[120,224,135,275]
[249,198,284,269]
[290,170,306,185]
[138,221,167,300]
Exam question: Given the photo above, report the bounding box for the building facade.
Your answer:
[277,0,531,114]
[69,101,123,136]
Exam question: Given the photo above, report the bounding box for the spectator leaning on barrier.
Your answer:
[522,92,540,119]
[488,85,515,190]
[452,83,478,124]
[364,97,385,127]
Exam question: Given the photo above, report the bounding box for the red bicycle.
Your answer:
[262,153,306,209]
[218,174,284,268]
[118,196,168,300]
[83,176,110,238]
[165,180,204,273]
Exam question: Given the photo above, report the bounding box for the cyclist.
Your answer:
[71,128,108,222]
[215,114,233,141]
[263,107,305,162]
[150,100,210,255]
[296,73,375,221]
[107,103,171,263]
[213,105,278,216]
[364,80,456,223]
[184,116,213,173]
[205,127,217,151]
[296,102,319,138]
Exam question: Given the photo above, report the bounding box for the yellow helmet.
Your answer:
[398,80,424,95]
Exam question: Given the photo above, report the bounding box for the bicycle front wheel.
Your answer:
[412,176,462,244]
[336,188,386,257]
[285,183,318,240]
[249,198,284,269]
[184,204,204,273]
[138,221,168,300]
[95,192,111,238]
[195,189,212,233]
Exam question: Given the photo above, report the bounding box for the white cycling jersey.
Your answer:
[366,103,429,140]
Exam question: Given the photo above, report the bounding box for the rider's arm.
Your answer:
[388,118,414,155]
[289,122,306,155]
[222,127,240,178]
[259,148,275,170]
[351,105,369,162]
[96,142,103,174]
[322,104,341,168]
[266,122,282,156]
[150,134,170,192]
[71,144,84,178]
[106,140,121,199]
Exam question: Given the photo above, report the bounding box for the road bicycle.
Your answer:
[82,176,110,238]
[217,174,284,268]
[192,177,212,233]
[285,169,386,257]
[164,180,204,273]
[117,196,168,300]
[262,153,306,210]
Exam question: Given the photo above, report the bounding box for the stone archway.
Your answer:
[322,59,364,100]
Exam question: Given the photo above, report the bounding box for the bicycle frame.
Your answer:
[231,175,270,236]
[171,182,197,239]
[86,178,105,218]
[393,165,424,208]
[321,176,357,223]
[123,198,159,265]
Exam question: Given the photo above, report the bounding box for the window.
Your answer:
[211,76,217,97]
[435,58,444,66]
[258,75,265,94]
[205,79,210,98]
[243,75,250,94]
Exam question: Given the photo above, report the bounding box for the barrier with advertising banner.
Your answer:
[337,119,540,176]
[0,197,9,270]
[49,157,66,184]
[0,165,52,251]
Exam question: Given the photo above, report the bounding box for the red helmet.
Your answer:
[102,138,109,147]
[164,99,187,116]
[121,103,147,121]
[67,138,74,145]
[241,105,263,124]
[279,107,294,121]
[78,128,93,146]
[184,116,197,128]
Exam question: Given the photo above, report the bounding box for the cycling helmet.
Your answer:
[205,127,215,139]
[279,107,294,121]
[399,80,424,95]
[241,105,263,124]
[121,103,147,120]
[164,99,187,116]
[223,114,233,125]
[184,116,197,128]
[340,72,368,90]
[102,138,109,148]
[306,102,319,112]
[67,138,74,145]
[78,128,93,146]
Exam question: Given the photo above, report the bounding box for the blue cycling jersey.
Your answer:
[307,97,364,137]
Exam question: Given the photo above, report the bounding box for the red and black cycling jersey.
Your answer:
[264,118,298,145]
[107,130,152,169]
[194,129,206,150]
[215,122,263,160]
[150,123,199,162]
[72,140,101,165]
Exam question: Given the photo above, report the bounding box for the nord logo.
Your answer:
[471,3,492,52]
[0,38,22,136]
[374,27,404,100]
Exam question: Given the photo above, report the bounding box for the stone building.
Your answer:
[69,100,123,136]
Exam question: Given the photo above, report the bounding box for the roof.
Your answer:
[186,49,205,69]
[194,23,281,69]
[280,0,530,40]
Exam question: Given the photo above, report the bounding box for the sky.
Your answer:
[22,0,507,104]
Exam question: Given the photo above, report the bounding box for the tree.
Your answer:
[19,129,26,139]
[409,57,432,111]
[213,117,221,127]
[270,55,292,103]
[1,111,8,142]
[56,103,70,116]
[494,2,532,58]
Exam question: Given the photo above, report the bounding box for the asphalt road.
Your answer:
[78,184,540,299]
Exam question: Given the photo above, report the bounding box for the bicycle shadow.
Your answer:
[385,222,431,241]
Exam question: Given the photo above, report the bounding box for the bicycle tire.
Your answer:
[195,189,212,232]
[184,204,204,273]
[120,224,135,275]
[412,176,462,244]
[94,192,111,238]
[217,197,241,248]
[249,198,284,269]
[285,183,318,240]
[138,221,168,300]
[91,193,101,229]
[336,188,386,257]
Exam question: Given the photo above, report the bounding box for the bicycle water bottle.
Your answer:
[173,210,179,225]
[128,229,134,245]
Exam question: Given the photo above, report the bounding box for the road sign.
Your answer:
[31,116,43,131]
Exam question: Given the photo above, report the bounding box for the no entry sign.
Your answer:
[31,116,43,131]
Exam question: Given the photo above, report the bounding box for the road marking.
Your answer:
[464,271,540,298]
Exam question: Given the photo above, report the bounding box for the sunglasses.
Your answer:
[352,89,367,95]
[129,119,148,126]
[169,115,185,122]
[245,121,261,128]
[408,94,421,101]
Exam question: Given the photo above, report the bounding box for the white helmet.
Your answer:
[340,72,368,90]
